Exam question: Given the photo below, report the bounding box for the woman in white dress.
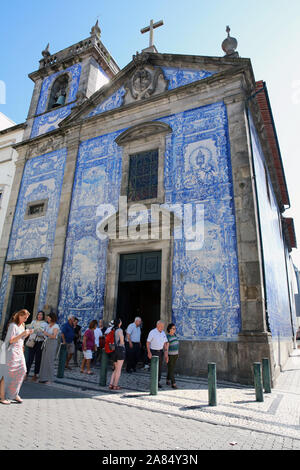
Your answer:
[4,309,33,403]
[39,312,60,385]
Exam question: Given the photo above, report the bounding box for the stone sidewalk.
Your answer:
[27,347,300,441]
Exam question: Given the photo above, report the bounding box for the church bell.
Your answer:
[52,92,66,108]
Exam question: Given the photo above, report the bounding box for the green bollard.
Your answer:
[56,343,67,378]
[253,362,264,402]
[150,356,159,395]
[208,363,217,406]
[99,350,108,386]
[262,358,272,393]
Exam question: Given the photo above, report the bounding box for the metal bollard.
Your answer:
[208,362,217,406]
[262,358,272,393]
[99,350,108,386]
[150,356,159,395]
[253,362,264,402]
[56,343,67,378]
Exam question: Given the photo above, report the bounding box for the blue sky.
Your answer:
[1,0,300,268]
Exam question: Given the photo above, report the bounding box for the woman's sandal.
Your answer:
[112,385,121,390]
[13,396,23,403]
[0,400,10,405]
[108,384,114,389]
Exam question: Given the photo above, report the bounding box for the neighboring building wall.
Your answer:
[0,123,24,243]
[0,112,15,131]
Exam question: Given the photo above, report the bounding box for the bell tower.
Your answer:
[23,21,120,140]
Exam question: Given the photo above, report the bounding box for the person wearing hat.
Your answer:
[104,320,114,336]
[104,320,115,371]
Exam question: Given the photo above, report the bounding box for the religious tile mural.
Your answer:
[58,101,241,340]
[249,113,296,339]
[0,149,67,319]
[31,64,81,138]
[57,131,123,330]
[161,102,241,340]
[161,67,215,90]
[85,86,126,119]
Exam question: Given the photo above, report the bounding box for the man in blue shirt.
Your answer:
[61,314,75,370]
[125,317,142,373]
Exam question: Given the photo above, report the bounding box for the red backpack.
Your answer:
[104,330,115,354]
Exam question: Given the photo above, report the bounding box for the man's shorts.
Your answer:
[66,342,75,355]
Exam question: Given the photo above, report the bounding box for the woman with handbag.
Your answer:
[4,310,33,403]
[25,311,47,382]
[109,318,125,391]
[39,313,60,385]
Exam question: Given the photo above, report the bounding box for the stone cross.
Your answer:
[140,19,164,48]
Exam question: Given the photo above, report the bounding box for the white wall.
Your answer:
[0,122,24,241]
[0,112,15,131]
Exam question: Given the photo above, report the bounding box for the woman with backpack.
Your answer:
[108,318,125,390]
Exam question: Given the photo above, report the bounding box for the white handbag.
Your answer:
[26,333,37,348]
[0,340,7,365]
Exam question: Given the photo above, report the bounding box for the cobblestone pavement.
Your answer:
[1,349,300,450]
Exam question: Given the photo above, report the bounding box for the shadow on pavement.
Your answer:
[20,382,90,400]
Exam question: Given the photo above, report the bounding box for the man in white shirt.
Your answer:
[146,320,169,388]
[125,317,142,373]
[93,319,104,365]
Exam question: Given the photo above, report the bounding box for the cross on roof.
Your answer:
[140,19,164,48]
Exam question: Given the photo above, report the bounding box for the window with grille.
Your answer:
[127,149,158,202]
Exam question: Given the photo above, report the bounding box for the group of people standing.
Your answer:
[0,308,179,404]
[108,317,179,390]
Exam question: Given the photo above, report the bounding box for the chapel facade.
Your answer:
[0,22,297,384]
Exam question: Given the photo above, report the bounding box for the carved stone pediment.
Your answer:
[115,121,172,146]
[123,55,168,105]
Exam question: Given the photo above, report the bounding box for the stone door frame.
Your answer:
[103,238,173,328]
[0,258,47,334]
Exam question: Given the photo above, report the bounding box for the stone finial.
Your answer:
[42,43,51,59]
[222,26,239,57]
[90,19,101,39]
[132,51,149,69]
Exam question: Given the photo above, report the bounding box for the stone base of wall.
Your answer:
[173,333,294,386]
